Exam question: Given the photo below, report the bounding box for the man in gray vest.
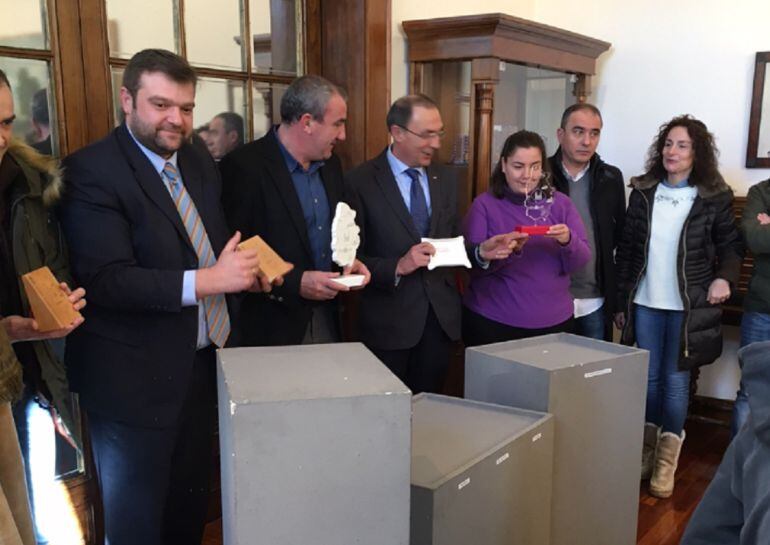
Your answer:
[548,104,625,340]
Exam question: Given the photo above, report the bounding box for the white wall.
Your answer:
[533,0,770,194]
[391,0,770,399]
[392,0,770,194]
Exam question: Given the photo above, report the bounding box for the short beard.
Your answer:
[127,111,186,158]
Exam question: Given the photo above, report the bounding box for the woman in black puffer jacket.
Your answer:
[615,115,742,499]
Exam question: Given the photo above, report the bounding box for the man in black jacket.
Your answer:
[345,95,516,393]
[220,75,369,346]
[549,104,625,341]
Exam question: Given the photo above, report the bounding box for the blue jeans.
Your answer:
[574,306,605,341]
[635,305,689,435]
[732,311,770,436]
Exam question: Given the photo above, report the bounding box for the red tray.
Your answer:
[516,225,550,235]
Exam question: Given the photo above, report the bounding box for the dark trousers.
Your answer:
[462,306,574,347]
[370,306,451,394]
[88,346,216,545]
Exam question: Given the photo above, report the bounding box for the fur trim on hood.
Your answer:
[629,172,732,200]
[7,138,63,206]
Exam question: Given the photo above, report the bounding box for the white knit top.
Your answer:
[634,183,698,310]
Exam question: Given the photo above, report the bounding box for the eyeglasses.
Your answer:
[397,125,446,140]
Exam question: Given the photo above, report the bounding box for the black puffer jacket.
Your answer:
[616,175,743,370]
[549,150,626,321]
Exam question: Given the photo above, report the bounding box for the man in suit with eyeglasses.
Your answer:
[345,94,514,394]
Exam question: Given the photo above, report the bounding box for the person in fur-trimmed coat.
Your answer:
[615,115,742,499]
[0,70,86,448]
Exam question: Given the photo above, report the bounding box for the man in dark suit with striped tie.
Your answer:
[59,49,274,545]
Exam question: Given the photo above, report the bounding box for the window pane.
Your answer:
[493,63,571,161]
[252,82,287,141]
[0,56,58,156]
[0,0,48,49]
[106,0,178,59]
[195,78,247,157]
[110,66,124,127]
[250,0,299,76]
[185,0,244,71]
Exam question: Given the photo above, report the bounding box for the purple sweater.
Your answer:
[463,189,590,328]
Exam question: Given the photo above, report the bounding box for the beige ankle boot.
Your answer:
[649,430,686,498]
[641,422,660,480]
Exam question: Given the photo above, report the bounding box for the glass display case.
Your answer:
[403,13,611,214]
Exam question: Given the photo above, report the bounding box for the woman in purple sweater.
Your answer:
[463,130,591,346]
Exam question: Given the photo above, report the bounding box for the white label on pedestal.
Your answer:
[458,477,470,490]
[584,368,613,379]
[532,433,542,442]
[496,452,510,465]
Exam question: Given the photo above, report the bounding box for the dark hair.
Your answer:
[559,103,602,129]
[0,69,9,89]
[280,75,347,124]
[386,94,439,129]
[122,49,197,102]
[643,114,720,189]
[214,112,244,145]
[32,89,49,125]
[490,130,552,199]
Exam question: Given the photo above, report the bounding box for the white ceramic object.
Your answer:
[329,274,366,288]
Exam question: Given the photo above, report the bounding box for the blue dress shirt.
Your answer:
[275,131,332,271]
[386,146,432,215]
[127,128,209,348]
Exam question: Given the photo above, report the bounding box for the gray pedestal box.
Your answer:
[465,333,648,545]
[411,393,554,545]
[217,343,412,545]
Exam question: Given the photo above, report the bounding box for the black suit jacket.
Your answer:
[59,124,232,427]
[345,149,464,350]
[219,129,345,346]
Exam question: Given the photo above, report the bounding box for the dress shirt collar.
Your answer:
[387,145,425,180]
[274,127,324,175]
[560,160,590,183]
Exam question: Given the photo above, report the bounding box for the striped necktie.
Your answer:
[162,162,230,348]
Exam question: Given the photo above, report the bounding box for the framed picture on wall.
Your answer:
[747,51,770,168]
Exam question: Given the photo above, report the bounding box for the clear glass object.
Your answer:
[252,81,287,140]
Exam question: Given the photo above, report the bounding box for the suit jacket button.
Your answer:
[278,296,284,302]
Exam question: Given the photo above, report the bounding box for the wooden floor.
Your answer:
[203,418,732,545]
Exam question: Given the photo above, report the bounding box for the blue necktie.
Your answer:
[406,168,430,237]
[163,163,230,348]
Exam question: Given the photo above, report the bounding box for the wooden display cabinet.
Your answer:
[403,13,611,213]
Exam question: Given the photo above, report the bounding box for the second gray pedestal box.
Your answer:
[411,393,554,545]
[465,333,648,545]
[217,343,412,545]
